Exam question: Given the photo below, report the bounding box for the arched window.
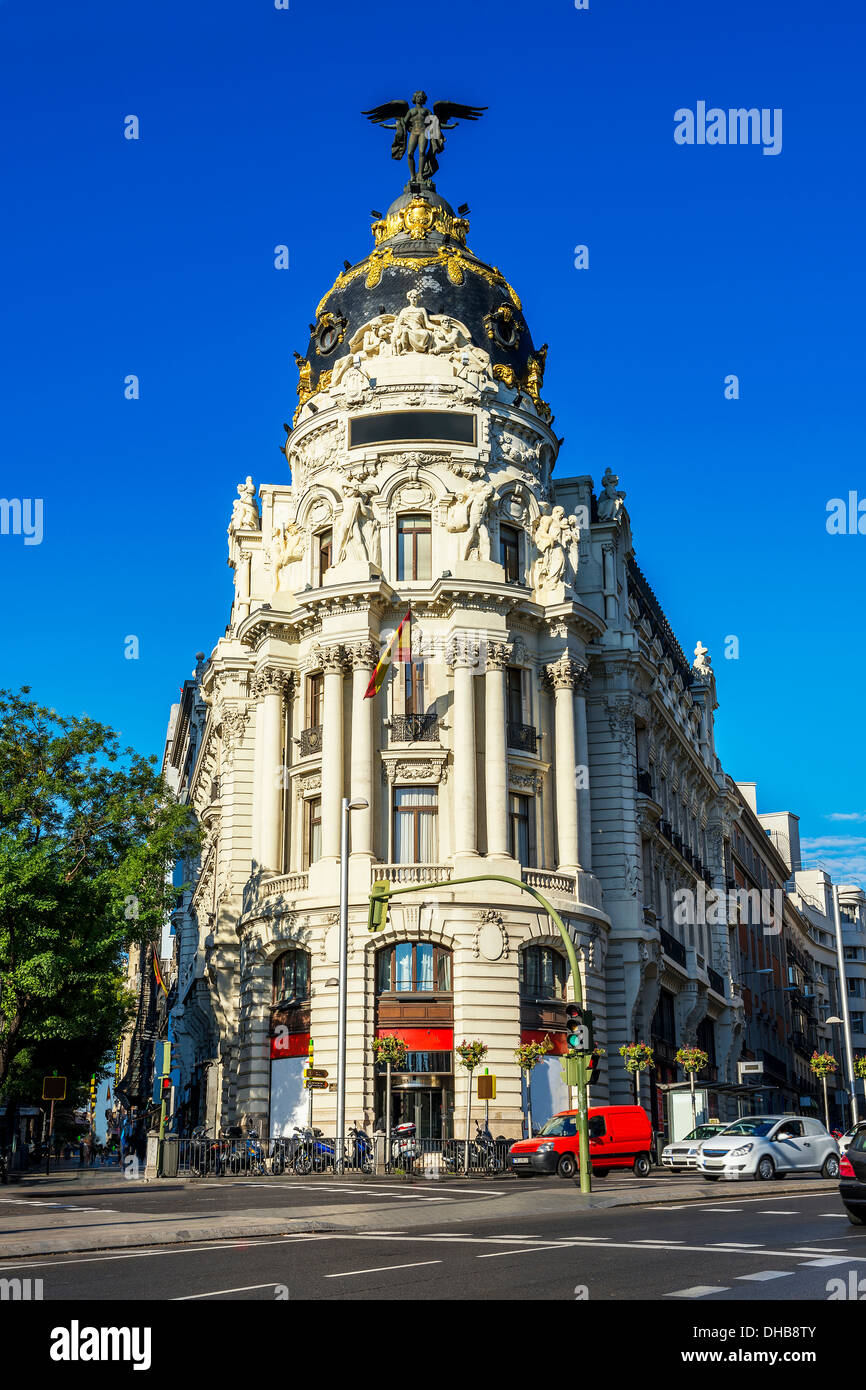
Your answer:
[272,949,310,1006]
[376,942,452,994]
[519,944,567,1001]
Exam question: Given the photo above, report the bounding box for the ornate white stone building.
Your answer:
[162,179,748,1141]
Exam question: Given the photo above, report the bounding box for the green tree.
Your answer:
[0,689,201,1093]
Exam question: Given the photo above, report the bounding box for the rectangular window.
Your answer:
[405,660,425,715]
[303,796,322,868]
[307,672,324,727]
[393,785,438,863]
[395,941,414,992]
[316,530,332,584]
[397,514,432,582]
[508,792,535,866]
[500,524,520,583]
[505,666,523,725]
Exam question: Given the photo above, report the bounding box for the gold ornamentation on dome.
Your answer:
[493,364,517,387]
[370,198,470,247]
[294,352,313,404]
[316,246,519,320]
[318,368,333,392]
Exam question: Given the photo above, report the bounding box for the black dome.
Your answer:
[302,188,538,393]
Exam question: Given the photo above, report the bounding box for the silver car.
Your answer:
[695,1114,840,1181]
[662,1123,734,1172]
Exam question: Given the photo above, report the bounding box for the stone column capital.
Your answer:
[544,654,588,691]
[310,641,348,675]
[446,632,483,671]
[485,640,513,671]
[252,666,290,699]
[346,639,381,673]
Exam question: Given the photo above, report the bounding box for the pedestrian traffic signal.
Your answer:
[587,1050,602,1087]
[565,1004,583,1050]
[367,880,391,931]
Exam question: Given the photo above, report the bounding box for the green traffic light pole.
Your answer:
[369,873,592,1194]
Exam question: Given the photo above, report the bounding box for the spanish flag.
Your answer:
[364,607,411,699]
[152,952,168,997]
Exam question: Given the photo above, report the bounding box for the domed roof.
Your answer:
[299,187,542,401]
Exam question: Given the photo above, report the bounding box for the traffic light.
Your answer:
[565,1003,584,1050]
[587,1050,602,1087]
[367,880,391,931]
[161,1077,171,1095]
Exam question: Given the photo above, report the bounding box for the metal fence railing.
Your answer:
[174,1129,516,1179]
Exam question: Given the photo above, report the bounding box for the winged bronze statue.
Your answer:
[362,92,486,188]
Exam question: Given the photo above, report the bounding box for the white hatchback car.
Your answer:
[661,1123,734,1172]
[695,1114,840,1181]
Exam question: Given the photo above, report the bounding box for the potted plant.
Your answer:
[675,1045,710,1131]
[810,1051,839,1131]
[371,1035,407,1163]
[456,1040,488,1171]
[619,1042,655,1106]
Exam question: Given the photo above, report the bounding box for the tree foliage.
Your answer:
[0,688,202,1093]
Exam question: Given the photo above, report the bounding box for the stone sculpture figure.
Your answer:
[462,478,497,562]
[363,94,486,187]
[271,522,305,592]
[532,506,580,595]
[229,476,260,532]
[334,478,380,568]
[392,290,438,354]
[693,641,713,676]
[597,467,626,522]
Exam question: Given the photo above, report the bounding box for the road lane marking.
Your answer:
[708,1242,763,1248]
[666,1286,730,1298]
[736,1271,793,1282]
[325,1260,442,1279]
[800,1257,854,1267]
[698,1207,743,1213]
[174,1283,284,1299]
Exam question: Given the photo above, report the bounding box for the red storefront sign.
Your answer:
[270,1031,310,1060]
[520,1030,568,1055]
[375,1027,453,1050]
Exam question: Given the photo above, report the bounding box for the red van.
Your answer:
[509,1105,654,1179]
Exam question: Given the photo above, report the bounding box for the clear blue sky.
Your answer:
[2,0,864,883]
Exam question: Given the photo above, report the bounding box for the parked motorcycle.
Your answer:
[471,1119,503,1175]
[270,1129,302,1175]
[189,1125,223,1177]
[293,1126,338,1175]
[390,1120,421,1170]
[225,1127,267,1176]
[347,1121,374,1174]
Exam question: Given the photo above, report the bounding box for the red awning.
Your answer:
[375,1028,453,1050]
[270,1031,310,1060]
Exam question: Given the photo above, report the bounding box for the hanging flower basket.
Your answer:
[854,1055,866,1080]
[455,1039,488,1071]
[514,1036,553,1072]
[371,1035,407,1068]
[619,1042,655,1073]
[810,1051,838,1079]
[676,1046,709,1074]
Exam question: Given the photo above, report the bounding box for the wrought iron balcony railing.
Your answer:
[636,769,654,797]
[659,926,687,968]
[507,722,538,754]
[390,713,440,744]
[300,724,323,757]
[707,965,726,996]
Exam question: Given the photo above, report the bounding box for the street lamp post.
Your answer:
[829,885,860,1128]
[336,797,369,1175]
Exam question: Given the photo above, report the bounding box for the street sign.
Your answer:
[304,1068,329,1079]
[305,1079,329,1091]
[477,1074,496,1100]
[738,1060,764,1080]
[42,1076,67,1101]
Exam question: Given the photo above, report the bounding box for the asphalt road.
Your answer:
[2,1189,862,1301]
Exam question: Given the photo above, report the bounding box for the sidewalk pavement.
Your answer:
[0,1173,836,1260]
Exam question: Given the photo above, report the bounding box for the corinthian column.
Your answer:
[448,634,480,858]
[574,667,592,871]
[318,644,347,861]
[484,642,511,858]
[348,641,379,859]
[546,655,586,872]
[255,667,287,872]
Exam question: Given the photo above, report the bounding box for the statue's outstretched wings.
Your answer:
[433,101,487,127]
[362,100,410,126]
